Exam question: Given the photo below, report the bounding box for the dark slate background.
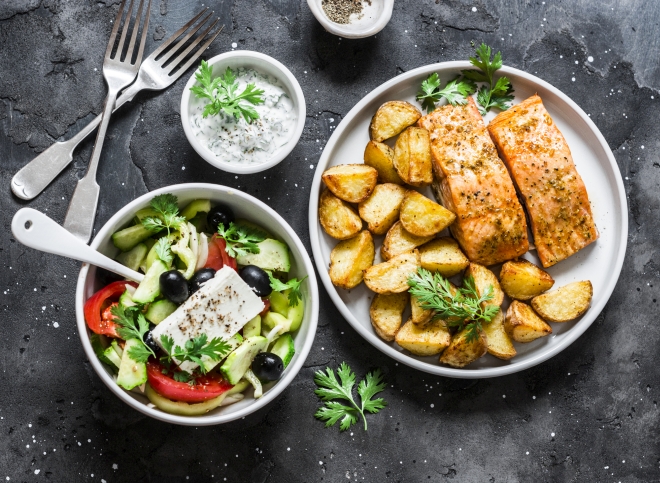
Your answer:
[1,0,658,481]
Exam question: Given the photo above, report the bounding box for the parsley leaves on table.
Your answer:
[314,362,387,432]
[267,272,307,307]
[407,268,499,342]
[416,73,477,113]
[462,43,514,115]
[141,193,186,235]
[159,333,231,375]
[110,305,155,363]
[190,60,265,123]
[217,222,267,258]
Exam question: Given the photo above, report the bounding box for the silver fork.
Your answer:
[11,8,221,201]
[62,0,151,243]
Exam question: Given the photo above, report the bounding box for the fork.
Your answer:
[10,9,221,202]
[62,0,151,243]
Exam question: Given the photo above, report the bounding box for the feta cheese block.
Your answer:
[152,266,265,373]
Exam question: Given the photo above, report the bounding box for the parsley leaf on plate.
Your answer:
[154,237,173,265]
[217,222,268,258]
[462,43,514,115]
[110,305,155,363]
[141,193,186,235]
[159,333,231,374]
[416,73,477,113]
[267,272,307,307]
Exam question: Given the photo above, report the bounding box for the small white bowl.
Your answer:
[76,183,319,426]
[307,0,394,39]
[180,51,306,175]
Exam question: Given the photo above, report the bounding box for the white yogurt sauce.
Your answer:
[189,67,295,165]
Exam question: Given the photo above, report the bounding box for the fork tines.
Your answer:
[107,0,152,65]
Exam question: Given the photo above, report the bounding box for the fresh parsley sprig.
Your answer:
[462,43,514,114]
[190,60,265,123]
[314,363,387,432]
[416,73,477,113]
[110,305,156,363]
[217,222,268,258]
[159,333,231,375]
[267,272,307,307]
[141,193,186,235]
[154,237,173,266]
[407,268,499,342]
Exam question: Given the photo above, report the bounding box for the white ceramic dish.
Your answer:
[307,0,394,39]
[180,51,306,175]
[308,62,627,378]
[76,183,319,425]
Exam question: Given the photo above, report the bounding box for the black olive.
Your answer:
[189,268,216,294]
[159,270,189,304]
[239,265,272,297]
[251,352,284,381]
[207,204,235,231]
[144,331,160,354]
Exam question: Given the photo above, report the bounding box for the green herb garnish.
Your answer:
[462,43,514,114]
[159,333,231,375]
[314,363,387,432]
[416,73,477,113]
[154,237,173,265]
[407,268,499,342]
[141,193,186,235]
[190,60,265,123]
[267,272,307,307]
[110,305,155,363]
[217,222,267,258]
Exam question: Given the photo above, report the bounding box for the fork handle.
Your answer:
[10,81,142,201]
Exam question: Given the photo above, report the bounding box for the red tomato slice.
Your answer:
[209,235,238,271]
[146,361,233,403]
[204,236,224,271]
[83,281,137,337]
[260,298,271,317]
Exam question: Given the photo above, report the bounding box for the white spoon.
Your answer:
[11,208,144,283]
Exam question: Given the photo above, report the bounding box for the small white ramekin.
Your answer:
[180,51,306,175]
[307,0,394,39]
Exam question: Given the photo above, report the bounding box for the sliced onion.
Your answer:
[195,232,208,271]
[220,393,244,406]
[188,222,198,268]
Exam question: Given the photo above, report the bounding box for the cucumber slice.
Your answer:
[132,260,168,304]
[102,346,122,369]
[145,299,177,325]
[200,333,243,373]
[112,224,155,252]
[262,312,292,337]
[234,219,273,239]
[118,288,137,308]
[116,339,147,390]
[116,243,148,272]
[145,383,227,416]
[236,239,290,272]
[180,199,211,220]
[270,334,295,368]
[219,336,268,385]
[242,315,261,338]
[188,213,207,234]
[111,339,123,358]
[90,334,119,369]
[268,291,289,316]
[225,379,250,395]
[267,290,304,332]
[134,207,160,222]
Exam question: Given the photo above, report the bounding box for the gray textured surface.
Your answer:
[1,0,659,481]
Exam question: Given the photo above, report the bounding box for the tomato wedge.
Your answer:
[83,281,137,337]
[260,298,271,317]
[204,236,224,271]
[146,361,233,403]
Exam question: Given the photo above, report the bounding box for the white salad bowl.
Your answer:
[75,183,319,426]
[307,0,394,39]
[180,51,306,175]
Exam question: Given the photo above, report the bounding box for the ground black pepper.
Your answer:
[322,0,365,24]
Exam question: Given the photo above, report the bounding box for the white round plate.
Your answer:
[308,62,627,378]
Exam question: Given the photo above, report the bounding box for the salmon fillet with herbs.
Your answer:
[487,94,598,268]
[417,97,529,266]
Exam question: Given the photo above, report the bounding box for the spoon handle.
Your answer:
[11,208,144,283]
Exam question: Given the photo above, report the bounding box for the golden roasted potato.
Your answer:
[504,300,552,343]
[410,294,434,325]
[418,237,469,277]
[395,318,451,356]
[439,326,488,368]
[399,190,456,237]
[322,164,378,203]
[464,263,504,310]
[363,141,404,185]
[531,281,593,323]
[500,259,555,300]
[392,127,433,187]
[329,231,375,289]
[318,190,362,240]
[369,101,422,142]
[358,184,407,235]
[370,293,409,341]
[364,250,420,294]
[381,221,433,261]
[482,309,516,360]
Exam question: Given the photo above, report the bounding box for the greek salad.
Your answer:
[85,193,306,416]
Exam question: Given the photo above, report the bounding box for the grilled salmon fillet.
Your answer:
[487,95,598,268]
[417,97,529,266]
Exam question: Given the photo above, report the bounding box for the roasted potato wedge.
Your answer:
[464,263,504,310]
[504,300,552,342]
[381,221,433,261]
[500,259,555,300]
[439,326,488,368]
[364,250,420,294]
[329,231,375,289]
[531,281,593,322]
[410,294,434,325]
[418,237,469,277]
[399,190,456,237]
[392,127,433,187]
[358,184,407,235]
[319,190,362,240]
[363,141,404,185]
[395,318,451,356]
[370,293,409,341]
[322,164,378,203]
[482,309,516,360]
[369,101,422,142]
